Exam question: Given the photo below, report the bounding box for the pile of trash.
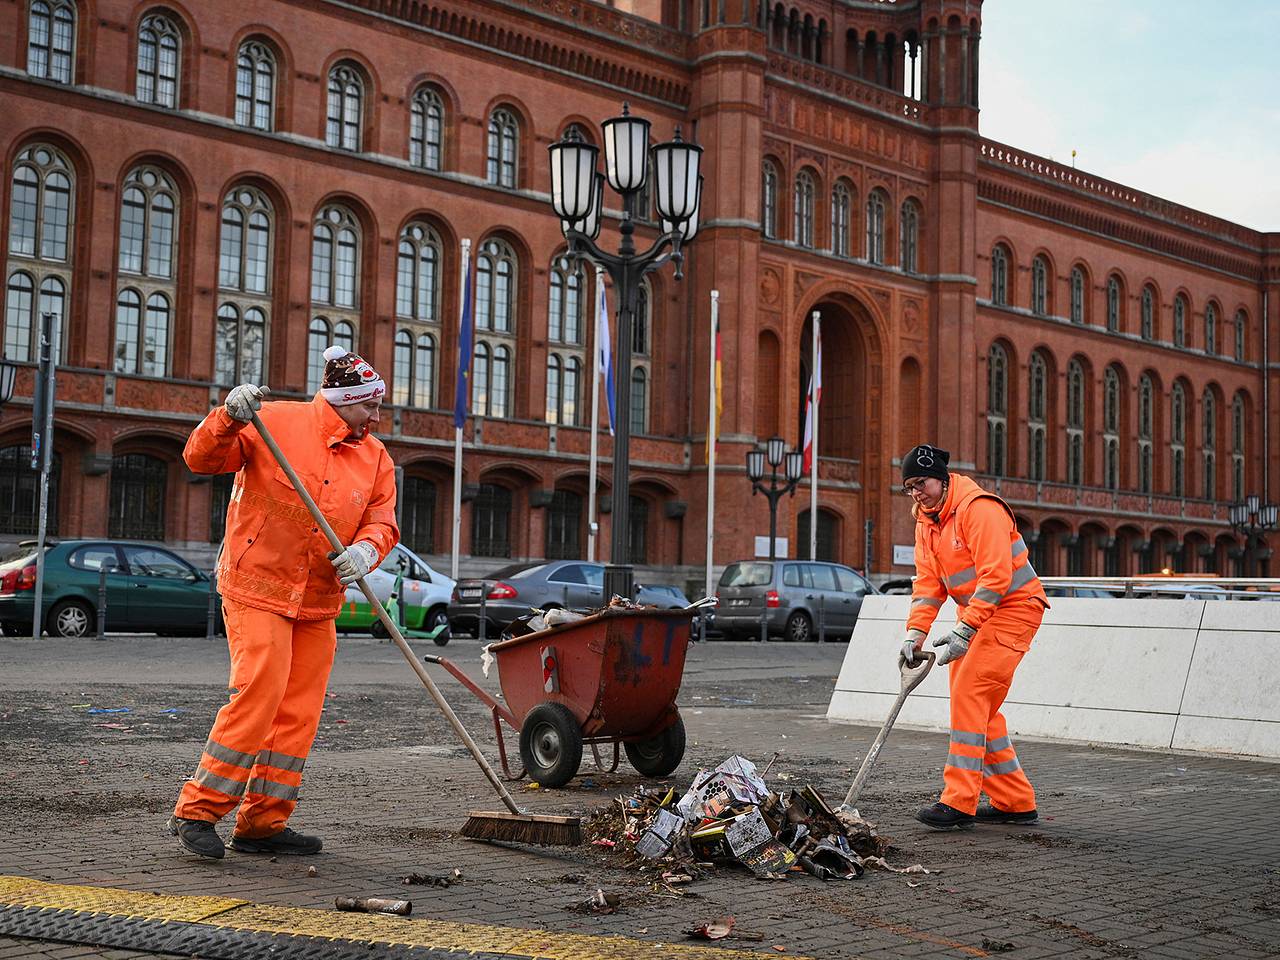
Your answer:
[586,755,929,882]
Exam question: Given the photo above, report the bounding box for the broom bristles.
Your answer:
[460,811,583,846]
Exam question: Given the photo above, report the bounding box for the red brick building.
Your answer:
[1,0,1276,585]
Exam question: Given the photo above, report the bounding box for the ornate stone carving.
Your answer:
[759,267,781,306]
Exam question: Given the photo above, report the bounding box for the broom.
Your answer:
[250,410,581,847]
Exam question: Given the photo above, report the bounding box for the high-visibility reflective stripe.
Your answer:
[245,776,299,801]
[973,586,1002,605]
[945,753,983,771]
[949,730,986,747]
[1011,537,1028,558]
[952,562,1041,607]
[946,567,977,589]
[204,739,256,771]
[256,749,306,773]
[987,735,1013,753]
[1008,562,1038,592]
[194,766,247,797]
[912,597,943,609]
[984,758,1022,777]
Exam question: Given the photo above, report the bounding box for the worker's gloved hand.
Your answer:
[330,541,378,585]
[899,628,927,665]
[225,383,270,422]
[933,621,977,665]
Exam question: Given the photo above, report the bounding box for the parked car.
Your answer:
[712,559,879,642]
[0,539,218,638]
[449,561,690,637]
[334,543,454,640]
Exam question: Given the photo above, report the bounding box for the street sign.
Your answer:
[893,544,915,566]
[755,536,788,559]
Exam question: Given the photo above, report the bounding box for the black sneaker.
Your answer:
[229,827,323,855]
[915,802,976,830]
[975,803,1039,824]
[168,816,225,859]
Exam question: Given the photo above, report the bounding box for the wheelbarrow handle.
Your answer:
[248,411,522,817]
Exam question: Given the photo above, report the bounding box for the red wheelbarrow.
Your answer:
[424,607,695,788]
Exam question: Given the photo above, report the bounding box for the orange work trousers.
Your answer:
[940,600,1043,815]
[174,597,337,838]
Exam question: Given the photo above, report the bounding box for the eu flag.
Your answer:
[453,255,473,429]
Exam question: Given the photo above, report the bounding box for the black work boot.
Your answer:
[915,802,976,830]
[168,816,225,859]
[229,827,323,855]
[975,803,1039,824]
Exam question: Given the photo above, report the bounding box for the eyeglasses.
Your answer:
[902,480,929,496]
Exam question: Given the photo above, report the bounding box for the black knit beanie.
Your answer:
[901,444,950,482]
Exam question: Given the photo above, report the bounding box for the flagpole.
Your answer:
[450,237,471,582]
[588,267,604,563]
[810,310,820,561]
[705,290,719,600]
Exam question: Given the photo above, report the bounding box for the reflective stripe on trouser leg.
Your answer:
[980,709,1036,813]
[175,598,295,823]
[235,614,337,839]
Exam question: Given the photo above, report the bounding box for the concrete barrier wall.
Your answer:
[826,595,1280,759]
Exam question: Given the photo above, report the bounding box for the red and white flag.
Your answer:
[802,326,822,474]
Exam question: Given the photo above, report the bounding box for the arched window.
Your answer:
[1106,275,1122,332]
[633,280,650,357]
[865,189,887,265]
[545,489,582,560]
[1070,267,1086,324]
[1103,367,1120,490]
[118,166,177,279]
[136,14,180,108]
[793,170,815,248]
[544,354,562,425]
[472,484,512,558]
[5,145,74,361]
[108,453,168,541]
[1171,295,1187,348]
[401,476,436,554]
[410,86,444,170]
[1234,309,1247,362]
[1231,393,1245,502]
[476,238,515,333]
[990,245,1009,305]
[1170,382,1186,497]
[1066,359,1085,485]
[306,317,353,392]
[216,187,272,386]
[632,279,651,431]
[830,181,851,257]
[1137,374,1154,494]
[215,303,266,386]
[761,161,778,239]
[325,64,363,151]
[311,205,360,308]
[899,199,919,273]
[543,355,581,426]
[1205,303,1218,354]
[630,367,648,435]
[1140,286,1155,341]
[1030,256,1048,316]
[1202,389,1216,500]
[27,0,76,84]
[547,255,584,344]
[396,223,440,322]
[1028,351,1047,481]
[234,42,275,130]
[796,508,839,562]
[486,108,519,187]
[986,343,1007,476]
[392,328,435,408]
[471,343,511,418]
[0,444,61,535]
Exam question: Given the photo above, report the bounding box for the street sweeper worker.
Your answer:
[168,345,398,860]
[897,443,1048,831]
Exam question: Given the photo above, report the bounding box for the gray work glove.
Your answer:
[225,383,270,422]
[330,541,378,585]
[933,621,977,665]
[899,628,927,665]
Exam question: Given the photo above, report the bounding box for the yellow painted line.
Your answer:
[0,876,815,959]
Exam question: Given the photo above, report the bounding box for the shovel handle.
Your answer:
[248,412,522,816]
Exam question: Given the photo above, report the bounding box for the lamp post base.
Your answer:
[603,564,635,603]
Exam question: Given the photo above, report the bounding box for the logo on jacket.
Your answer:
[351,490,365,506]
[952,536,964,551]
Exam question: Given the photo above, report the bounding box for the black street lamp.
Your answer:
[548,104,703,601]
[0,354,16,409]
[746,436,804,562]
[1229,495,1278,577]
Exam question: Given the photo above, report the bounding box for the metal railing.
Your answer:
[1040,576,1280,600]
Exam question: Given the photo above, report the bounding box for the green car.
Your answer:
[0,539,218,638]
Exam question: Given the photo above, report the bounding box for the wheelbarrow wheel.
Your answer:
[624,714,686,779]
[518,702,583,788]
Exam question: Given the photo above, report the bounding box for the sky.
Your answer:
[977,0,1280,231]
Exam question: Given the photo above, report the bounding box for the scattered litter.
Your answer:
[403,868,462,887]
[567,889,620,914]
[307,866,318,878]
[591,838,616,848]
[70,703,90,708]
[981,937,1017,952]
[523,781,541,791]
[86,707,130,714]
[686,916,734,940]
[159,708,184,714]
[334,896,411,916]
[480,644,495,678]
[558,873,588,884]
[93,723,131,731]
[861,857,935,875]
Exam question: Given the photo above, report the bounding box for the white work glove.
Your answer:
[932,621,977,665]
[330,541,378,585]
[899,628,927,665]
[225,383,270,422]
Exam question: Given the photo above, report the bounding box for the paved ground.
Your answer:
[0,631,1277,959]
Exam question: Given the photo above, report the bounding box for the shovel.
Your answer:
[248,411,579,846]
[839,650,935,813]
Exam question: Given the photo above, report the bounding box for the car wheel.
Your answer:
[518,702,583,788]
[0,621,23,637]
[426,606,450,646]
[48,599,94,639]
[785,611,812,643]
[624,714,686,778]
[370,618,388,639]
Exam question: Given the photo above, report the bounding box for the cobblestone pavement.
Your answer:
[0,632,1277,959]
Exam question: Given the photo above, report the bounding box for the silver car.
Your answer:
[713,559,878,642]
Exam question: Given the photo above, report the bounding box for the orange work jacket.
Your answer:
[185,394,399,621]
[908,473,1047,640]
